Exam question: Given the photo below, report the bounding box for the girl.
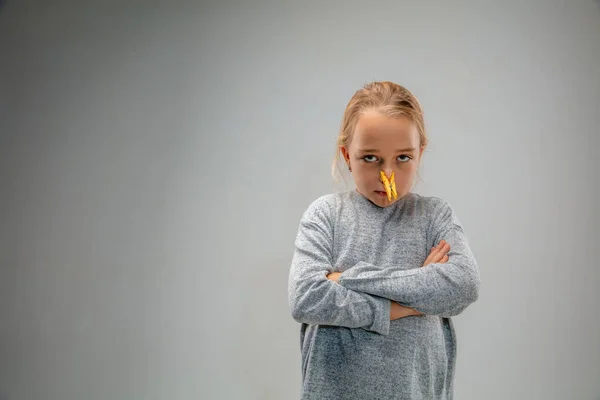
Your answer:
[288,81,480,400]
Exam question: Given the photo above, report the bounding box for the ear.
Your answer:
[340,146,350,164]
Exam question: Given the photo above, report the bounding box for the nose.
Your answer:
[383,160,395,175]
[380,166,394,181]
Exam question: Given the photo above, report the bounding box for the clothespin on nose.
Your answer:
[379,171,398,201]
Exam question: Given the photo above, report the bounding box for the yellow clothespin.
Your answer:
[379,171,398,201]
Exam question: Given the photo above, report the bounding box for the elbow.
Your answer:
[464,272,480,304]
[289,288,302,321]
[438,277,480,318]
[288,277,310,323]
[436,273,480,318]
[289,276,329,324]
[289,288,317,324]
[290,296,321,325]
[290,298,306,323]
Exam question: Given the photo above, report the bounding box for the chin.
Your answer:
[380,200,397,208]
[371,196,396,208]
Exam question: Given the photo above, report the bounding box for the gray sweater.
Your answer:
[288,190,480,400]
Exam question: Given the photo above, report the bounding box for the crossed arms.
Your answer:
[288,198,480,336]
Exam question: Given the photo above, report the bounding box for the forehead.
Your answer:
[352,111,419,150]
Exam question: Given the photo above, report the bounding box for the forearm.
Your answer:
[338,261,478,315]
[289,269,392,334]
[327,272,423,320]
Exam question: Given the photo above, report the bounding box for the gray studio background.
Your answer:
[1,1,599,399]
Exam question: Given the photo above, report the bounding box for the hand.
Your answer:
[390,302,423,320]
[397,240,449,319]
[326,272,342,283]
[423,240,450,267]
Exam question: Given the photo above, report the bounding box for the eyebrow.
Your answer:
[358,147,417,153]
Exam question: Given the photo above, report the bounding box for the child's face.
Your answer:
[341,110,424,208]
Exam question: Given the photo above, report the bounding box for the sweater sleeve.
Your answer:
[338,198,480,317]
[288,197,392,335]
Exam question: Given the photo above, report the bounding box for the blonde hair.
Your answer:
[332,81,428,183]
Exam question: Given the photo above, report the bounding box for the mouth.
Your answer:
[375,190,388,198]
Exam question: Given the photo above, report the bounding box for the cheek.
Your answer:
[396,166,417,183]
[352,167,374,184]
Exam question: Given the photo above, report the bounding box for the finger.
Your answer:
[430,241,446,254]
[424,241,450,266]
[431,242,448,257]
[423,254,435,266]
[437,242,450,255]
[425,253,441,265]
[443,242,451,253]
[431,244,451,263]
[431,254,448,265]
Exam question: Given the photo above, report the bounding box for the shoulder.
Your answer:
[301,192,344,221]
[295,193,346,237]
[409,194,464,234]
[402,192,449,215]
[408,193,460,226]
[409,193,453,212]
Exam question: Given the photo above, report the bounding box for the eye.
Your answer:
[397,155,412,162]
[362,155,378,163]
